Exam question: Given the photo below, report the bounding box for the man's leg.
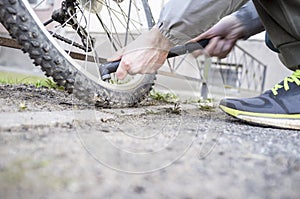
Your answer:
[252,0,300,70]
[219,0,300,130]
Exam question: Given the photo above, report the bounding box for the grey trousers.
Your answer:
[253,0,300,70]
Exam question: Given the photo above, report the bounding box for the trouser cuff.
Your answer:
[278,41,300,70]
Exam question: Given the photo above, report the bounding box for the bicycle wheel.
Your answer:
[0,0,155,107]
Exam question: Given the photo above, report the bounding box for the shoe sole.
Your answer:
[219,105,300,130]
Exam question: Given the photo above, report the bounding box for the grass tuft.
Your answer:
[149,90,179,104]
[197,98,216,112]
[0,71,64,90]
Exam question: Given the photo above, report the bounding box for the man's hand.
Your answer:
[108,26,173,80]
[190,15,245,59]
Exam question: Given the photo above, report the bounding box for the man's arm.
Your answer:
[114,0,249,79]
[233,1,265,39]
[157,0,249,45]
[190,1,265,58]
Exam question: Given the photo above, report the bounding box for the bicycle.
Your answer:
[0,0,266,108]
[0,0,163,107]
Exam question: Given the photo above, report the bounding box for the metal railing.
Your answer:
[211,44,267,93]
[160,43,267,96]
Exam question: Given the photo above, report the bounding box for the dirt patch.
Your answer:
[0,84,84,112]
[0,84,177,112]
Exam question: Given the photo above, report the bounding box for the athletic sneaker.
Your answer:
[219,69,300,130]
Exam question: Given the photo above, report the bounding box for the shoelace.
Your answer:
[271,70,300,95]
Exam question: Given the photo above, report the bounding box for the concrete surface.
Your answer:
[0,94,299,199]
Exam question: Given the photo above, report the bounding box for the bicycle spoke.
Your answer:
[124,0,132,45]
[33,0,47,9]
[86,2,103,80]
[96,13,120,51]
[111,1,143,41]
[103,0,124,48]
[59,1,87,55]
[99,0,144,45]
[84,1,94,70]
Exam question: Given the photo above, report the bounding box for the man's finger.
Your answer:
[189,29,214,43]
[204,36,220,56]
[191,49,204,58]
[116,60,129,80]
[107,55,122,62]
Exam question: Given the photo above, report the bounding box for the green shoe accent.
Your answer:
[219,105,300,119]
[271,70,300,95]
[219,105,300,130]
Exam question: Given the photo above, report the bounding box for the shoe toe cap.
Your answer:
[220,98,237,109]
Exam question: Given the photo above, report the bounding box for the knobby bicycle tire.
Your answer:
[0,0,155,107]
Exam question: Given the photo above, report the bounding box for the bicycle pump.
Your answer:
[99,39,210,81]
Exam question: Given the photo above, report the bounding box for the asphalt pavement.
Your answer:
[0,100,299,199]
